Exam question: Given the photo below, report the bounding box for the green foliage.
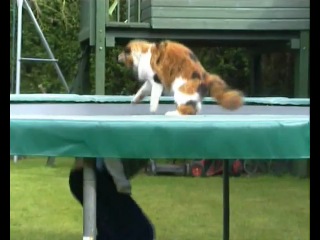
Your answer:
[10,0,80,94]
[193,47,250,94]
[104,47,140,95]
[10,0,294,97]
[261,52,295,97]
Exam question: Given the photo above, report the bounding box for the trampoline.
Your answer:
[10,94,310,240]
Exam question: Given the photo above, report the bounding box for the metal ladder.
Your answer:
[11,0,69,94]
[11,0,70,163]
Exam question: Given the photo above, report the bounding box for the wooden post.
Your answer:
[294,31,309,97]
[95,0,106,95]
[293,30,309,178]
[77,42,91,94]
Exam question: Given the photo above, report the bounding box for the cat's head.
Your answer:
[118,40,153,68]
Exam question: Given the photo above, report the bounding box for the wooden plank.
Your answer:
[128,0,141,22]
[130,0,150,12]
[141,7,151,22]
[148,7,310,19]
[151,18,310,30]
[148,0,310,8]
[79,0,95,44]
[106,22,150,28]
[89,0,96,45]
[130,5,151,22]
[79,0,90,29]
[78,28,90,42]
[106,35,115,47]
[106,27,298,41]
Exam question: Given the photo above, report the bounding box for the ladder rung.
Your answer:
[20,57,58,62]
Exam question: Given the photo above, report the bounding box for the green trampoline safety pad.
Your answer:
[10,93,310,106]
[10,114,310,160]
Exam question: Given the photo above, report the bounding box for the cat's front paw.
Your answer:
[131,99,138,104]
[165,110,181,116]
[150,104,158,113]
[131,94,145,104]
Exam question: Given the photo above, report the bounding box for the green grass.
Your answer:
[10,158,310,240]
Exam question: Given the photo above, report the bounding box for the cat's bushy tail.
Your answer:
[204,74,243,110]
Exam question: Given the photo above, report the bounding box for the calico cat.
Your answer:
[118,39,243,115]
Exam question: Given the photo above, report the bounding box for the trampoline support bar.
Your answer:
[83,160,96,240]
[223,160,230,240]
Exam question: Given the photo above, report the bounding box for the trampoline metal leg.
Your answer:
[223,160,230,240]
[46,156,55,167]
[83,161,96,240]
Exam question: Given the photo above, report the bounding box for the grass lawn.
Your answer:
[10,158,309,240]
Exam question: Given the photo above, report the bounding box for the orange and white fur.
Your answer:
[118,40,243,115]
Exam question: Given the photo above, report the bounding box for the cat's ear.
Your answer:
[155,40,167,49]
[155,41,161,49]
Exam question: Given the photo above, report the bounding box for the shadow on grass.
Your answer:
[10,158,74,178]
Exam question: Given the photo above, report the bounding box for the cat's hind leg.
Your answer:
[165,102,200,116]
[178,101,200,115]
[150,82,164,113]
[165,89,202,116]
